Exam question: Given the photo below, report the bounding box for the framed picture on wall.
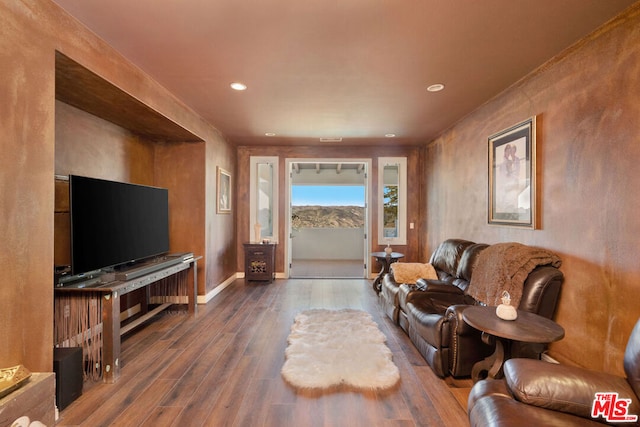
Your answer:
[488,116,537,228]
[217,167,232,214]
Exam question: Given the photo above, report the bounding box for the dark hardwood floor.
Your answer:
[56,278,472,427]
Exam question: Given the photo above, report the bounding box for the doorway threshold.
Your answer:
[290,259,363,279]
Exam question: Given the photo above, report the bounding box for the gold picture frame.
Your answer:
[217,167,232,214]
[488,116,537,228]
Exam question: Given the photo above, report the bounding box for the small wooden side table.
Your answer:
[371,251,404,293]
[244,242,276,283]
[462,305,564,382]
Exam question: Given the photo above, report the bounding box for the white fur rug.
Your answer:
[281,309,400,390]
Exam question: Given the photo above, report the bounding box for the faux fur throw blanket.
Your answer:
[467,242,561,307]
[391,262,438,284]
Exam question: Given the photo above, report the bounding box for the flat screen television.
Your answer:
[69,175,170,275]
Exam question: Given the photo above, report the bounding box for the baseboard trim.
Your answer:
[197,273,238,304]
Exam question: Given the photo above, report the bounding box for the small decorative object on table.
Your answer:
[254,223,262,242]
[0,365,31,399]
[496,291,518,320]
[384,243,393,255]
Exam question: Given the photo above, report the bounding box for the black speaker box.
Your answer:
[53,347,83,410]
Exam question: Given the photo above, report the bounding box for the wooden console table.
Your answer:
[54,254,200,383]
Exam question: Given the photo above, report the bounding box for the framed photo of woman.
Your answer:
[488,117,537,228]
[217,167,232,214]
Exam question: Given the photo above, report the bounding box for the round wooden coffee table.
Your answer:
[462,305,564,382]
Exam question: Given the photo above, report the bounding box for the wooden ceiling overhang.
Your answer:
[55,52,203,143]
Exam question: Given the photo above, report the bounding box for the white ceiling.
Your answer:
[51,0,637,146]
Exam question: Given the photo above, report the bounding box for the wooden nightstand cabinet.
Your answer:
[243,243,276,283]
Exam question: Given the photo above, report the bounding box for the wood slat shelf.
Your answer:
[54,255,200,383]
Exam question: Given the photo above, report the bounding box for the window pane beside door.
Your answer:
[250,156,278,242]
[257,162,273,238]
[383,165,399,238]
[378,157,406,245]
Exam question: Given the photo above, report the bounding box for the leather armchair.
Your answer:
[468,317,640,426]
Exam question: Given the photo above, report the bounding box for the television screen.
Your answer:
[70,175,170,275]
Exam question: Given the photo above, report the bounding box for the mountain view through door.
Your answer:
[289,162,367,278]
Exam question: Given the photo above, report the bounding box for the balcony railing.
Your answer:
[291,227,364,261]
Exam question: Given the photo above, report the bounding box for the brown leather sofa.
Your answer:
[468,317,640,426]
[381,238,564,378]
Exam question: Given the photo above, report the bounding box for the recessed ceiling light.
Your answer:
[230,82,247,91]
[265,132,276,137]
[427,83,445,92]
[385,133,396,138]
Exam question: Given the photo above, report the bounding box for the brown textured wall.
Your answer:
[206,136,237,293]
[0,0,234,371]
[0,1,55,373]
[236,145,423,275]
[424,5,640,375]
[55,102,156,183]
[154,142,208,294]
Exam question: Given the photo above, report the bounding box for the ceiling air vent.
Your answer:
[319,137,343,142]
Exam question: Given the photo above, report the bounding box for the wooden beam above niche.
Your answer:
[55,52,203,143]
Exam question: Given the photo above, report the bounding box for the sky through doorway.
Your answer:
[292,185,365,206]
